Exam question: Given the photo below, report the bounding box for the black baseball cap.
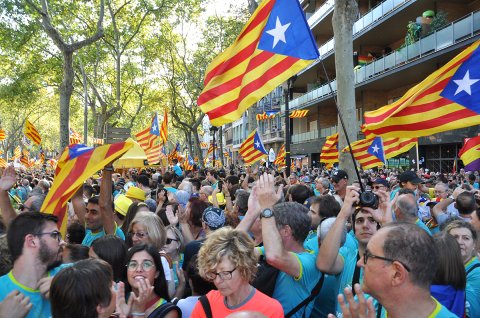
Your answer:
[332,170,348,183]
[399,171,423,184]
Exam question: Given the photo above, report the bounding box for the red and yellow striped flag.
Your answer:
[160,109,168,144]
[256,113,269,121]
[135,113,161,165]
[274,144,285,167]
[200,142,208,149]
[0,158,7,168]
[239,130,268,164]
[41,141,133,235]
[69,128,83,145]
[24,120,42,145]
[342,137,417,169]
[289,109,309,118]
[197,0,319,126]
[363,41,480,138]
[14,146,21,159]
[0,128,6,141]
[320,133,339,168]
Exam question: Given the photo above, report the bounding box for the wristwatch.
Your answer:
[261,208,274,219]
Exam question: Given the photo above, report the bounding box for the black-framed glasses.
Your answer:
[126,260,155,271]
[34,230,62,242]
[364,250,410,272]
[166,238,178,244]
[205,267,237,281]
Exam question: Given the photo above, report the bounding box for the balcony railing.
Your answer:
[292,123,361,143]
[307,0,334,28]
[288,11,480,111]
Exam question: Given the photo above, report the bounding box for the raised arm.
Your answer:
[99,166,115,235]
[256,173,303,278]
[316,186,359,275]
[71,185,86,224]
[0,166,19,228]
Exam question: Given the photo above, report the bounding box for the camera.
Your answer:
[359,190,379,209]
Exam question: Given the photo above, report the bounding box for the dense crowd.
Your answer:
[0,162,479,318]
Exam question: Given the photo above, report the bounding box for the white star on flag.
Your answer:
[453,70,479,95]
[371,144,379,153]
[266,17,291,49]
[255,141,260,148]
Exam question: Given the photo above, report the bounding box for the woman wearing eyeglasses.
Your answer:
[121,244,180,318]
[190,227,283,318]
[128,212,175,298]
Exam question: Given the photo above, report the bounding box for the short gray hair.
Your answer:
[395,193,418,218]
[273,202,311,243]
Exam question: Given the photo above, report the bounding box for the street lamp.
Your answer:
[210,126,219,164]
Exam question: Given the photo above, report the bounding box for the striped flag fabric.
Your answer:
[39,147,45,164]
[24,120,42,145]
[458,136,480,172]
[14,146,21,159]
[0,129,5,141]
[168,143,181,162]
[184,155,195,171]
[342,137,417,169]
[207,143,217,155]
[274,144,285,166]
[200,142,209,149]
[363,41,480,138]
[41,141,133,235]
[20,155,29,166]
[197,0,319,126]
[160,109,168,144]
[367,137,386,164]
[256,113,269,121]
[320,133,339,168]
[92,137,104,145]
[69,128,83,145]
[135,113,161,165]
[289,109,309,118]
[0,158,7,168]
[291,159,296,172]
[239,129,268,164]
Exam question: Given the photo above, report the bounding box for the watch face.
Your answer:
[262,208,273,218]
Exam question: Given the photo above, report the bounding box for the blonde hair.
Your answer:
[197,227,257,282]
[129,212,166,250]
[165,225,185,253]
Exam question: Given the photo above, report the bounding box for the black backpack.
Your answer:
[148,302,182,318]
[251,254,280,297]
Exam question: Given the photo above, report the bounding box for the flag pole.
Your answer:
[416,142,420,171]
[285,76,296,176]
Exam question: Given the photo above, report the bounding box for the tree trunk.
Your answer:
[333,0,358,181]
[59,50,75,150]
[192,131,203,163]
[218,126,224,167]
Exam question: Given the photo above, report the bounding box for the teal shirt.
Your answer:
[465,256,480,318]
[0,272,51,318]
[415,218,433,236]
[82,224,125,247]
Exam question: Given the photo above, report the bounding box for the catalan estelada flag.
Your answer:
[41,141,133,235]
[184,155,195,171]
[24,120,42,145]
[198,0,319,126]
[458,136,480,172]
[363,41,480,138]
[289,109,309,118]
[0,129,5,141]
[135,113,161,165]
[342,137,417,169]
[320,133,339,168]
[69,128,83,145]
[160,109,168,144]
[239,129,268,164]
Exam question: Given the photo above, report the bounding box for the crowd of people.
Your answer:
[0,161,479,318]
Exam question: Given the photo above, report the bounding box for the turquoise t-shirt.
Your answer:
[465,256,480,318]
[415,218,433,236]
[0,272,51,318]
[384,298,458,317]
[271,250,321,318]
[82,224,125,247]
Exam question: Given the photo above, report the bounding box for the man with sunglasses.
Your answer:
[334,223,457,318]
[0,212,65,318]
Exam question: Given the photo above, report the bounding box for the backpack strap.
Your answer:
[148,302,181,318]
[466,263,480,275]
[285,273,325,318]
[199,295,212,318]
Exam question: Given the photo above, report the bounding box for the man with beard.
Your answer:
[0,212,65,318]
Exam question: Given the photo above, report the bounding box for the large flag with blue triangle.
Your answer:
[239,129,268,164]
